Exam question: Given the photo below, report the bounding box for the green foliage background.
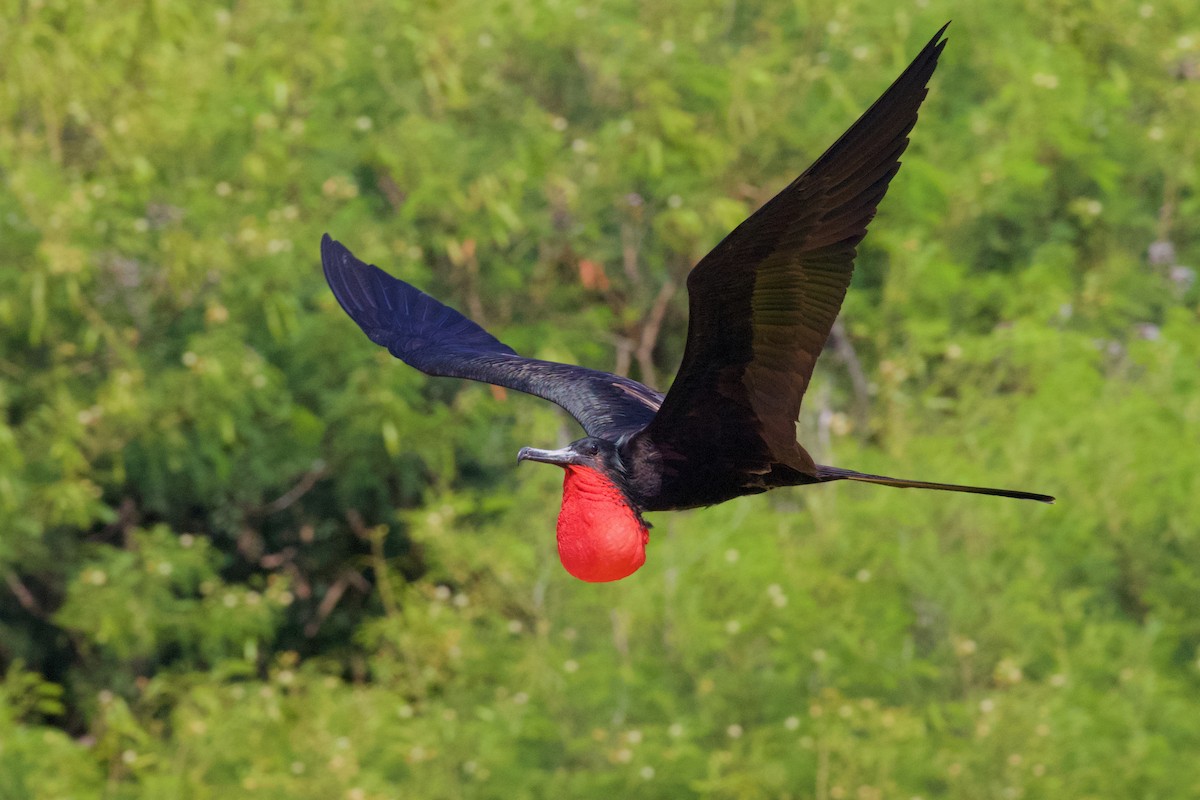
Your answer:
[2,0,1200,797]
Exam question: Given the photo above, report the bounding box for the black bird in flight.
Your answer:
[322,25,1054,583]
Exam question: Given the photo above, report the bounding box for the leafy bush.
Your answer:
[1,0,1198,797]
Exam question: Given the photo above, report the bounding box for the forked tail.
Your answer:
[817,465,1055,504]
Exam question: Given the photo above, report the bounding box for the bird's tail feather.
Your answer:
[817,465,1054,504]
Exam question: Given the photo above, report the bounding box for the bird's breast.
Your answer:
[555,466,649,583]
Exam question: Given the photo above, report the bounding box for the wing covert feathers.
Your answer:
[638,25,949,481]
[321,235,662,440]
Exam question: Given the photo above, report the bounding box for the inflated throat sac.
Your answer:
[555,466,649,582]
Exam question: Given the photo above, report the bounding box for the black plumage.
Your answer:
[322,24,1055,513]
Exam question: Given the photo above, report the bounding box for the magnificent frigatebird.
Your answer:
[322,25,1054,583]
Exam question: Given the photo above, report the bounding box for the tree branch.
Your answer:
[262,462,328,515]
[829,318,871,433]
[4,572,45,618]
[634,278,676,389]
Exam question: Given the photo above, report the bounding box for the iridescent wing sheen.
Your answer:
[322,235,663,440]
[636,26,949,481]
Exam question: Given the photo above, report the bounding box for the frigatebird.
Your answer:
[322,25,1054,583]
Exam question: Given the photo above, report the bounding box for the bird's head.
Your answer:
[517,437,648,583]
[516,437,626,479]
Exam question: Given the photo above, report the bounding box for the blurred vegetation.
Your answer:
[2,0,1199,797]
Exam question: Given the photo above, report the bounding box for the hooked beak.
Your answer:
[516,446,578,467]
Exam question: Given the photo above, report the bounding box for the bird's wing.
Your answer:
[636,26,947,478]
[322,235,664,440]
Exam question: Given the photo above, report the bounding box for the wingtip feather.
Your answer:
[321,234,384,323]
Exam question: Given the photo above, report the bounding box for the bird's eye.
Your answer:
[585,442,600,456]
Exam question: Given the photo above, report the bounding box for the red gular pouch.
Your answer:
[555,464,650,582]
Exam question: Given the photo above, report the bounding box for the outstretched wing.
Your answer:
[635,25,948,482]
[321,235,663,440]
